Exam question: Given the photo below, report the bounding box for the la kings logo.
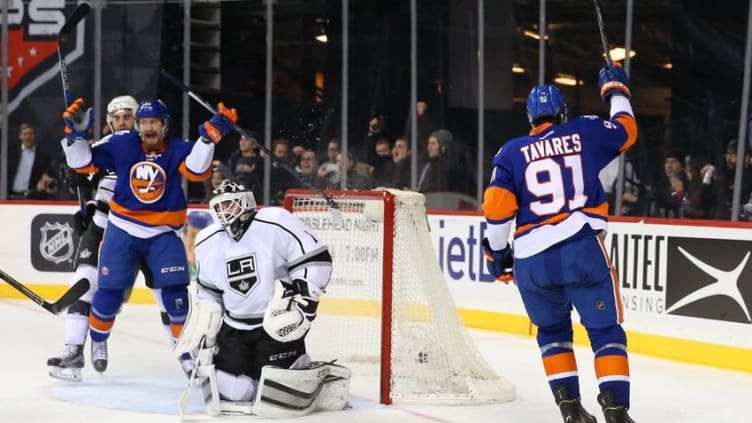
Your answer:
[226,254,258,296]
[5,0,85,113]
[665,237,752,324]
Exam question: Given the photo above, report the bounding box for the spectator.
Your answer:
[371,138,394,187]
[391,136,412,190]
[328,151,374,191]
[202,164,232,204]
[317,138,340,186]
[269,137,296,205]
[682,156,717,219]
[227,133,263,199]
[361,116,388,165]
[718,139,752,220]
[649,148,688,218]
[296,148,326,190]
[8,122,54,199]
[25,170,71,201]
[291,143,305,173]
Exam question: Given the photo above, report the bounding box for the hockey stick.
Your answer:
[159,69,344,224]
[592,0,613,67]
[57,2,91,221]
[0,269,89,315]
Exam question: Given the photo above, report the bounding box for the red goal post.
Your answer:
[284,188,515,405]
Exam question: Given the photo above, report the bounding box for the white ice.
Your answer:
[2,299,750,422]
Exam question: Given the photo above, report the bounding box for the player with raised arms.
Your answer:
[482,64,637,423]
[59,97,237,379]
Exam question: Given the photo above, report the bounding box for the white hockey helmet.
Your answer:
[106,95,138,132]
[209,179,257,241]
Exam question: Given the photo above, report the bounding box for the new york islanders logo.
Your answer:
[3,1,85,113]
[130,161,167,204]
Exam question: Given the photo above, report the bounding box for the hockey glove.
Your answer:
[73,201,97,234]
[198,102,238,144]
[63,98,94,145]
[263,279,323,343]
[598,63,631,101]
[482,238,514,283]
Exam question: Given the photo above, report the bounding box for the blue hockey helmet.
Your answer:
[135,99,170,135]
[526,85,567,126]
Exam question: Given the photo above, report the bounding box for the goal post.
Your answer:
[283,188,515,405]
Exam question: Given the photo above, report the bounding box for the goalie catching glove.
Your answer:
[263,279,323,343]
[199,102,238,144]
[482,238,514,283]
[62,98,94,145]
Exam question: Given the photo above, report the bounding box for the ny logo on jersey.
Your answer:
[226,254,258,296]
[129,161,167,204]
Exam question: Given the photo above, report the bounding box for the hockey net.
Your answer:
[284,189,515,405]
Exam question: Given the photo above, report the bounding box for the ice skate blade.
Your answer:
[48,366,82,382]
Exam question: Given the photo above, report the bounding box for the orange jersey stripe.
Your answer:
[515,212,569,235]
[179,161,212,182]
[74,164,100,174]
[89,314,115,332]
[594,355,630,378]
[582,202,609,218]
[596,235,624,323]
[482,186,518,221]
[110,199,187,228]
[615,114,638,153]
[542,351,578,377]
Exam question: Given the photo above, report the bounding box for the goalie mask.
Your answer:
[526,85,567,127]
[209,179,257,241]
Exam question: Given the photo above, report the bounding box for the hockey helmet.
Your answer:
[135,99,170,135]
[106,95,138,132]
[526,85,567,126]
[209,179,257,241]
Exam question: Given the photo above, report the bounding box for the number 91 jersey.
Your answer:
[483,113,637,259]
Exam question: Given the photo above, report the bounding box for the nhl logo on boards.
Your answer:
[31,214,80,272]
[5,1,85,113]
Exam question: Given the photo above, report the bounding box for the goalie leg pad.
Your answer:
[252,361,351,418]
[174,290,223,356]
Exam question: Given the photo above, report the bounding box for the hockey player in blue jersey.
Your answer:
[481,64,637,423]
[61,98,238,374]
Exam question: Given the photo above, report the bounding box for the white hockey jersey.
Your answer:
[194,207,332,331]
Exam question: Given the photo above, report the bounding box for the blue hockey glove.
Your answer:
[598,63,631,101]
[481,238,514,283]
[62,98,94,145]
[198,102,238,144]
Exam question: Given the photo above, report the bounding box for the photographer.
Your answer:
[26,171,71,201]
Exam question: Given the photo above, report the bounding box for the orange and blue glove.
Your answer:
[199,102,238,144]
[482,237,514,283]
[598,62,631,102]
[62,97,94,145]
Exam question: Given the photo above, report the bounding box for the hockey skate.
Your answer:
[91,340,108,373]
[553,385,597,423]
[47,344,85,381]
[598,390,636,423]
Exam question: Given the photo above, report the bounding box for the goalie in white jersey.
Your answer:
[177,179,349,417]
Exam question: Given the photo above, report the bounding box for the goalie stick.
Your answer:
[57,2,91,221]
[0,269,89,315]
[159,69,345,224]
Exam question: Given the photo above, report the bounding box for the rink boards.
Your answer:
[0,201,750,373]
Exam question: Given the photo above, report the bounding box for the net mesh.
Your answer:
[286,189,515,403]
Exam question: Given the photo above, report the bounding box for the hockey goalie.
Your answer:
[175,180,351,417]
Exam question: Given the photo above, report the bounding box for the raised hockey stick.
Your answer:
[0,269,89,315]
[592,0,613,66]
[57,2,91,221]
[159,69,344,224]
